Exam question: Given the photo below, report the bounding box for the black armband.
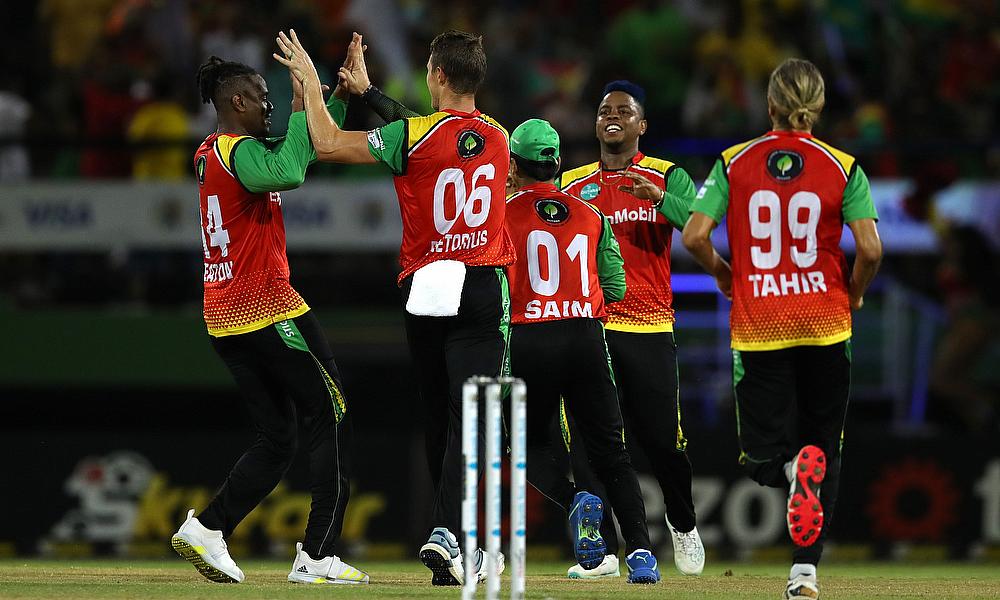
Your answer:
[361,84,421,122]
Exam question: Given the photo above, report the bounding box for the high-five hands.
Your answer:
[273,30,319,88]
[338,32,371,95]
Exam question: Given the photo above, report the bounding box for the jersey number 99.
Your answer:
[748,190,821,270]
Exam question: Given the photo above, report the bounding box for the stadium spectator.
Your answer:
[126,73,191,180]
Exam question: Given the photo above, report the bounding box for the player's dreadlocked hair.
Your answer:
[196,56,257,105]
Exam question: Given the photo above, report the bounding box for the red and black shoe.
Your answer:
[787,445,826,547]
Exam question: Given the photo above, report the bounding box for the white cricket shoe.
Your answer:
[567,554,620,579]
[667,517,705,575]
[287,542,369,584]
[419,527,505,586]
[784,574,820,599]
[171,508,245,583]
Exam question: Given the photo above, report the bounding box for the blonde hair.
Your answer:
[767,58,825,131]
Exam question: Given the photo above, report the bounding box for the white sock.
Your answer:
[784,459,795,484]
[790,563,816,580]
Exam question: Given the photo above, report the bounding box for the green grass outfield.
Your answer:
[1,560,1000,599]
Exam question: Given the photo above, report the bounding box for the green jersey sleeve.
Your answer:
[842,165,878,223]
[232,111,313,193]
[596,214,626,303]
[326,95,348,130]
[367,118,406,175]
[691,159,729,223]
[658,166,697,229]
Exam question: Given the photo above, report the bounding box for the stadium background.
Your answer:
[0,0,997,567]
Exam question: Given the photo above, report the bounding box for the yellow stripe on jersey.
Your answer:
[801,137,856,180]
[720,135,773,168]
[478,114,509,141]
[559,161,600,190]
[636,156,676,175]
[605,322,674,333]
[208,302,311,337]
[581,200,604,218]
[731,329,852,352]
[215,134,251,174]
[405,112,452,152]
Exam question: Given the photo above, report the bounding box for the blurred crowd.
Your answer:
[0,0,997,182]
[0,0,997,434]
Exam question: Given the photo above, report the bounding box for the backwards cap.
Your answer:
[510,118,560,164]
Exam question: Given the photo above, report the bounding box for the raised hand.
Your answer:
[338,32,372,95]
[273,29,319,88]
[618,170,663,202]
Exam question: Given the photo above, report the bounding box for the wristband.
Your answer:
[653,189,666,210]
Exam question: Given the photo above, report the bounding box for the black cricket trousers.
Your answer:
[199,310,352,559]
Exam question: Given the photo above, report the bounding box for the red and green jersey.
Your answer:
[505,182,625,325]
[367,109,516,283]
[195,99,347,337]
[558,152,696,333]
[692,130,878,351]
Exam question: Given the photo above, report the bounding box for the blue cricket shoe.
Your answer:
[625,549,660,584]
[568,491,606,570]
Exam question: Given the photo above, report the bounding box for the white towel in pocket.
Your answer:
[405,260,467,317]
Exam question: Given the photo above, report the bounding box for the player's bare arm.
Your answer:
[846,218,882,310]
[682,212,732,299]
[274,30,375,165]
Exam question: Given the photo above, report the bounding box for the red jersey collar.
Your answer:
[601,151,644,172]
[517,182,559,194]
[768,129,813,139]
[442,108,482,118]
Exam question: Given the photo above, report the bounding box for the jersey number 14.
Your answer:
[201,194,231,258]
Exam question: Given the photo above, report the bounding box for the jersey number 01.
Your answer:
[526,231,590,297]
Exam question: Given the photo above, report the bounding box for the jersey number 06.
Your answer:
[433,164,495,235]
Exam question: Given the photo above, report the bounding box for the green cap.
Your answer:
[510,118,560,164]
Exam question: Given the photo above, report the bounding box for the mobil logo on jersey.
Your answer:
[609,203,658,225]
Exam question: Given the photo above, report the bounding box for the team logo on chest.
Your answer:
[580,183,600,200]
[766,150,804,182]
[457,129,486,159]
[196,156,206,185]
[535,198,569,225]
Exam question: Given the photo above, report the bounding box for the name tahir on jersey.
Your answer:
[747,271,827,298]
[524,299,595,320]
